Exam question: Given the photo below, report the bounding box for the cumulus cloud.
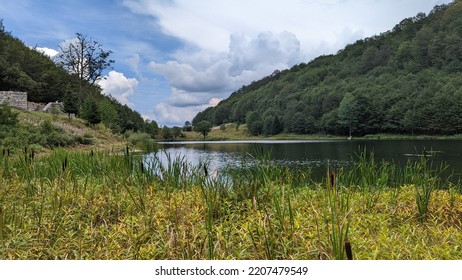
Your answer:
[149,57,233,94]
[125,53,142,77]
[98,71,139,106]
[228,31,302,76]
[36,47,59,57]
[153,102,199,127]
[149,31,303,118]
[153,96,221,127]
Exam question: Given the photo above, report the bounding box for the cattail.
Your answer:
[345,239,353,260]
[329,170,336,191]
[62,157,68,171]
[203,163,208,177]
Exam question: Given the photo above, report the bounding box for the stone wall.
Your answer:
[0,91,28,110]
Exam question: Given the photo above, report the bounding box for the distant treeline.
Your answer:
[193,2,462,136]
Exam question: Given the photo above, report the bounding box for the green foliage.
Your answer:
[98,98,120,132]
[80,96,101,125]
[194,120,212,139]
[0,104,19,125]
[246,111,263,135]
[62,89,79,118]
[145,120,159,138]
[183,121,192,132]
[0,114,78,149]
[263,116,274,135]
[338,93,360,137]
[126,132,157,151]
[172,126,183,139]
[193,2,462,136]
[162,126,173,140]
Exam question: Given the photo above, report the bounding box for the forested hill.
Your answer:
[0,21,153,134]
[192,2,462,136]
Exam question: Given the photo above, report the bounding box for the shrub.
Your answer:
[127,132,157,151]
[0,104,19,125]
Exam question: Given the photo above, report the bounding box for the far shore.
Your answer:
[167,123,462,142]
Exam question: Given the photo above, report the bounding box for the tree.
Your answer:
[183,121,192,132]
[246,111,263,135]
[80,97,101,125]
[62,89,79,118]
[172,126,183,138]
[213,105,229,125]
[250,120,263,135]
[338,93,360,137]
[98,98,119,131]
[320,109,340,134]
[162,126,173,140]
[145,120,159,138]
[56,33,114,87]
[194,120,212,139]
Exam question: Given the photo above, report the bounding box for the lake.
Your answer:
[151,139,462,180]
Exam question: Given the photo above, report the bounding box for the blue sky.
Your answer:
[0,0,452,126]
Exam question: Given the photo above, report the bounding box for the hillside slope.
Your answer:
[0,20,151,135]
[193,2,462,136]
[0,103,123,151]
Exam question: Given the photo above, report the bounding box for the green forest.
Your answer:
[0,21,158,137]
[192,2,462,137]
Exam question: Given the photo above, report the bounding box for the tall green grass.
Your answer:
[0,146,461,259]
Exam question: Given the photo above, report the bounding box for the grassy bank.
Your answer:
[0,149,461,259]
[180,123,462,141]
[1,108,125,153]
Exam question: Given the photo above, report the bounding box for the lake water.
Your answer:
[151,139,462,180]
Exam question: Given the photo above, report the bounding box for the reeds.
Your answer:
[403,156,447,221]
[323,169,352,260]
[0,146,461,259]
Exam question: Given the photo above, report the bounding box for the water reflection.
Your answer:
[152,139,462,180]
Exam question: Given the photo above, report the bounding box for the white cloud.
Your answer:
[208,98,221,107]
[98,71,139,106]
[153,102,198,126]
[152,96,223,126]
[149,30,302,107]
[125,53,142,77]
[36,47,59,57]
[146,30,303,125]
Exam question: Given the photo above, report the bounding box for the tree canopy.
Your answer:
[194,120,212,139]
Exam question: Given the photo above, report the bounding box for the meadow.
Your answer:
[1,147,461,260]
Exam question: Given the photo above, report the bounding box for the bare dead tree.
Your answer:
[56,33,114,87]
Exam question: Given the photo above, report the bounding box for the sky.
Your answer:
[0,0,453,126]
